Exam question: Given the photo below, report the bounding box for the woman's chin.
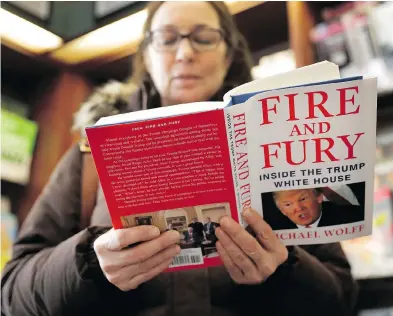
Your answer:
[170,90,212,105]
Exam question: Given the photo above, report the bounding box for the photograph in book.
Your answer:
[120,203,230,267]
[261,182,365,237]
[85,62,378,269]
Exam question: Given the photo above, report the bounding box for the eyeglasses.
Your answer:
[146,27,225,52]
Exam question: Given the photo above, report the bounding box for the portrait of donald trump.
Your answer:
[266,187,365,230]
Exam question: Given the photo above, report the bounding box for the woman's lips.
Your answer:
[172,75,201,87]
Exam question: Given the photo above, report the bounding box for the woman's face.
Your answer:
[144,1,231,106]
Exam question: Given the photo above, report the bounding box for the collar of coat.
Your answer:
[74,80,162,152]
[73,80,157,136]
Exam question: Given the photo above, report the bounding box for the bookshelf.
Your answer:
[1,44,93,225]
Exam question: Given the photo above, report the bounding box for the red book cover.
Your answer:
[86,110,238,271]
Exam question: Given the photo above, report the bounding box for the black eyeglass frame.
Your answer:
[144,26,227,52]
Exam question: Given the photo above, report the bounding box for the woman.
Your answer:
[1,2,359,316]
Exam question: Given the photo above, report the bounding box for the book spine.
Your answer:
[224,105,250,226]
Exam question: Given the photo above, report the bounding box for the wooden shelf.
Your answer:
[235,2,289,55]
[1,45,60,113]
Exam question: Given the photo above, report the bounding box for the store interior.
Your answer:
[1,1,393,314]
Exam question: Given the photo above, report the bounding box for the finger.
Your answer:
[216,241,244,283]
[241,208,278,252]
[96,226,161,252]
[98,230,180,270]
[219,216,268,263]
[136,244,181,274]
[108,244,181,285]
[215,227,260,280]
[126,257,174,291]
[119,230,180,264]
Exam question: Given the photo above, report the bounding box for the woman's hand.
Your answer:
[215,208,288,284]
[94,226,180,291]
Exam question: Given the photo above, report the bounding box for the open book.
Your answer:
[86,61,378,270]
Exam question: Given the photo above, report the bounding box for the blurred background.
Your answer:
[1,1,392,314]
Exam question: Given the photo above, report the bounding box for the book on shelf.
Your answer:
[1,196,17,272]
[311,2,393,94]
[86,61,378,271]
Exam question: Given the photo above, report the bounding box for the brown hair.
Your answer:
[130,1,253,96]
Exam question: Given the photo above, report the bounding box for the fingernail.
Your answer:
[170,231,180,242]
[242,208,252,218]
[219,216,230,226]
[257,231,268,240]
[150,227,160,237]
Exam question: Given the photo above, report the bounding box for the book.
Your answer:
[311,2,393,94]
[86,61,378,270]
[1,196,17,272]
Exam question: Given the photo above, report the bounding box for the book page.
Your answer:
[226,77,377,245]
[93,101,225,127]
[224,61,340,101]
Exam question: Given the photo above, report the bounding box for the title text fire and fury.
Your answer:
[232,113,251,211]
[258,86,364,169]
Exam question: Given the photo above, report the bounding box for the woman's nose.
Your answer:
[175,38,195,62]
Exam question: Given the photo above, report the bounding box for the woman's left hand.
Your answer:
[215,208,288,284]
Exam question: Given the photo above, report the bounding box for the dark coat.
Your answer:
[188,222,204,238]
[183,231,202,244]
[270,202,364,230]
[204,222,218,235]
[1,87,359,316]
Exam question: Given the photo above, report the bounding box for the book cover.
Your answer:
[86,61,378,270]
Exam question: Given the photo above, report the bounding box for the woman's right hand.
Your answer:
[94,226,180,291]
